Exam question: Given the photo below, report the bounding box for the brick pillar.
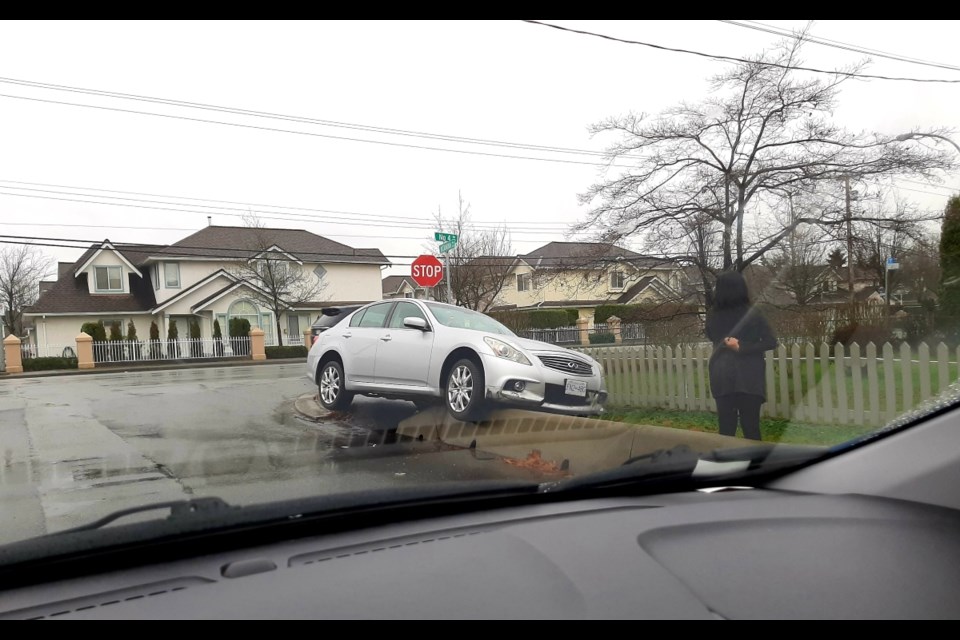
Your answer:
[303,329,313,349]
[76,333,94,370]
[576,317,589,346]
[3,334,23,373]
[608,315,623,345]
[250,328,266,361]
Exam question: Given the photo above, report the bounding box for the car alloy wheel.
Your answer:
[448,365,473,414]
[320,365,340,406]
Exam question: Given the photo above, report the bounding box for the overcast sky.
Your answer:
[1,20,958,276]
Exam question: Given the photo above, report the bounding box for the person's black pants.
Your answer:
[715,393,763,440]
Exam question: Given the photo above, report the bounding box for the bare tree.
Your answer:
[431,192,513,311]
[577,31,952,279]
[853,194,926,291]
[0,244,53,337]
[228,216,326,346]
[767,225,828,305]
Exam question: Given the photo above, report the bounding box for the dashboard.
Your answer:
[2,488,959,619]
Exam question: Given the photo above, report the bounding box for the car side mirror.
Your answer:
[403,317,430,331]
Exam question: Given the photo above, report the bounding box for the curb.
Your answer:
[0,358,306,380]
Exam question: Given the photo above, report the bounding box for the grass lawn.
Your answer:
[602,406,877,447]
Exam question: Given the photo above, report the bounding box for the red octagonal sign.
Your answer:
[411,254,444,288]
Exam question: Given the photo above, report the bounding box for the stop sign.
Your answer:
[411,254,444,288]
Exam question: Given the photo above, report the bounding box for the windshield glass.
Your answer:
[2,20,959,561]
[425,303,514,335]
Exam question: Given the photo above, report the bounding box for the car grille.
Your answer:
[543,384,592,406]
[538,355,593,376]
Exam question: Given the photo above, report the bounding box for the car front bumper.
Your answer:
[479,352,607,415]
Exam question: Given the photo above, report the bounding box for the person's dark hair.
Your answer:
[712,271,750,310]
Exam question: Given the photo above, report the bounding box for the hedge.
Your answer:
[490,308,579,331]
[80,321,107,342]
[265,345,308,359]
[589,333,616,344]
[23,357,78,371]
[595,303,699,324]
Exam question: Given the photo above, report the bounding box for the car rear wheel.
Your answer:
[318,360,353,411]
[445,358,485,422]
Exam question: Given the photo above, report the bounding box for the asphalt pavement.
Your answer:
[0,363,550,546]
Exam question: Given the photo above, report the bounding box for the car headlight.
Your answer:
[483,337,532,366]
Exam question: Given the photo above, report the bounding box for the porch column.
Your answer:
[3,334,22,373]
[76,333,94,370]
[250,328,266,361]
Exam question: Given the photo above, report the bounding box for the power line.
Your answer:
[0,178,573,229]
[0,188,584,236]
[718,20,960,73]
[0,92,635,169]
[0,75,617,158]
[522,20,960,84]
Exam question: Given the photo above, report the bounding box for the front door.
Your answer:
[374,301,434,387]
[287,315,300,344]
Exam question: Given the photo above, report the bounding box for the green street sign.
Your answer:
[434,232,458,243]
[439,241,456,253]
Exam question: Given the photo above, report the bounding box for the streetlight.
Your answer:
[895,132,960,155]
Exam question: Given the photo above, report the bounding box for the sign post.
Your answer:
[434,232,459,304]
[885,257,899,319]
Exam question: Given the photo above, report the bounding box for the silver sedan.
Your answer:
[306,299,607,421]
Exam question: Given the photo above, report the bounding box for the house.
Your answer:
[24,225,389,351]
[491,242,688,323]
[382,275,431,300]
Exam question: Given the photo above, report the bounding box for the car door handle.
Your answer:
[380,335,392,342]
[342,332,352,339]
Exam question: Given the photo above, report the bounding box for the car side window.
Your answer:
[388,302,427,329]
[358,303,394,328]
[348,309,366,327]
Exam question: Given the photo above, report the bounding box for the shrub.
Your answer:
[589,332,616,344]
[126,320,137,341]
[149,321,162,359]
[167,320,181,358]
[189,320,203,357]
[228,317,251,355]
[213,319,224,356]
[489,308,579,331]
[265,345,308,359]
[80,321,107,342]
[829,322,893,348]
[22,356,78,371]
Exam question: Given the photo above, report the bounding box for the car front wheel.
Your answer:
[445,358,485,421]
[318,360,353,411]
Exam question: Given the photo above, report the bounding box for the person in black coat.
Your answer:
[705,271,777,440]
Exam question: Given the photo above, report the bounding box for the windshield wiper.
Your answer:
[539,443,824,494]
[56,498,237,535]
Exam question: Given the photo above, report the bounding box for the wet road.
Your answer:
[0,363,547,545]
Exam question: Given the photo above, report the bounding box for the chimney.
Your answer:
[207,216,212,227]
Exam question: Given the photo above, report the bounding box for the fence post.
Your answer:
[303,329,313,349]
[576,318,589,346]
[3,335,22,373]
[76,333,94,370]
[250,328,266,361]
[608,315,622,345]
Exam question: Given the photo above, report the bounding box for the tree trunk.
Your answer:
[276,317,283,347]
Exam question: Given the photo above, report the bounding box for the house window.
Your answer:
[404,292,414,298]
[164,262,181,288]
[94,266,123,292]
[517,273,532,292]
[152,264,159,290]
[313,264,327,280]
[610,270,625,290]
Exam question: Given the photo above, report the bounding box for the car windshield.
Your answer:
[425,303,514,335]
[2,20,960,568]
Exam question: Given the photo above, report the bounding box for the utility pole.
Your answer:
[845,176,855,305]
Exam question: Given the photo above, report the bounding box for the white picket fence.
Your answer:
[579,341,960,428]
[21,343,77,359]
[91,337,252,363]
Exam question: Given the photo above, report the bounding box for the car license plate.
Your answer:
[565,379,587,397]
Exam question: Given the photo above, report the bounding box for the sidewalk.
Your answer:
[0,357,306,380]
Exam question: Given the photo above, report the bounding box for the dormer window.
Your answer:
[164,262,181,288]
[94,266,123,292]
